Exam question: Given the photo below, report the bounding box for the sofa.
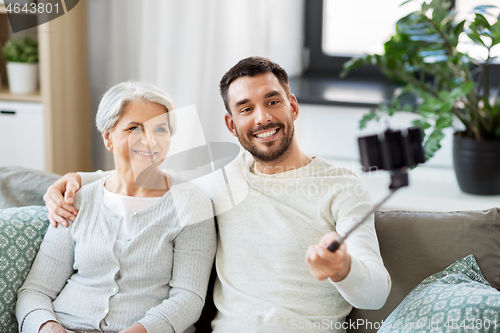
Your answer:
[1,166,499,333]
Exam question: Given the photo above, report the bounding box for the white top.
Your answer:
[209,152,391,333]
[102,186,160,259]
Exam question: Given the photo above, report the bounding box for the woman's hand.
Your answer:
[119,322,147,333]
[43,173,81,228]
[39,321,67,333]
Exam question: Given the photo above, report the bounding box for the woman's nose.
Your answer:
[141,131,157,147]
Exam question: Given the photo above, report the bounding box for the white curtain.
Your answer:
[87,0,305,170]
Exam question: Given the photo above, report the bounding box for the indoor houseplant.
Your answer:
[341,0,500,195]
[2,35,39,94]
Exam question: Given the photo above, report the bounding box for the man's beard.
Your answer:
[235,121,294,162]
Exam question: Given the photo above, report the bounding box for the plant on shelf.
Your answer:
[2,35,39,94]
[2,35,39,63]
[340,0,500,195]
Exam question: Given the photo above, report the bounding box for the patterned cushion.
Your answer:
[0,206,49,333]
[378,255,500,332]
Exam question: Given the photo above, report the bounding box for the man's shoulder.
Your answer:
[308,156,360,180]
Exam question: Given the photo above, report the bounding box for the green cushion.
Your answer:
[378,255,500,332]
[0,206,49,333]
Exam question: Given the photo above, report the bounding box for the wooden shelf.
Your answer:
[0,0,93,174]
[0,86,41,102]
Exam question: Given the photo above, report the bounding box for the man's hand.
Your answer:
[43,173,81,228]
[306,231,351,282]
[119,322,148,333]
[39,321,67,333]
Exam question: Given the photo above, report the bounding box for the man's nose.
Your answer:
[254,105,272,124]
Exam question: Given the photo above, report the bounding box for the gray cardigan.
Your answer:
[16,178,216,333]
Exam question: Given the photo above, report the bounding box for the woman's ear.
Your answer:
[103,131,113,151]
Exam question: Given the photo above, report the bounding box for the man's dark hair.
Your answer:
[220,56,290,114]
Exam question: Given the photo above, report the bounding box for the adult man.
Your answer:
[45,57,391,333]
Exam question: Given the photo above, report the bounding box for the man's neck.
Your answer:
[253,142,312,175]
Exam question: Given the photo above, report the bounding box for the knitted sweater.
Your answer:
[16,178,216,333]
[210,153,391,333]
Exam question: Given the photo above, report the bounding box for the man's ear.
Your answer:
[290,94,299,121]
[224,113,238,137]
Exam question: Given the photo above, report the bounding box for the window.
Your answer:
[306,0,500,77]
[322,0,420,56]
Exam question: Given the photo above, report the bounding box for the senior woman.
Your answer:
[16,81,216,333]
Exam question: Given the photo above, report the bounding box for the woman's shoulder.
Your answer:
[73,178,106,210]
[165,179,214,227]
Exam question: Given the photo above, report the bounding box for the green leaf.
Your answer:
[473,5,497,15]
[418,104,438,118]
[460,81,475,95]
[411,118,431,131]
[466,30,487,47]
[359,109,380,130]
[423,128,446,160]
[340,55,374,78]
[435,114,453,128]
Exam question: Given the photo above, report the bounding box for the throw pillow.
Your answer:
[0,166,60,209]
[0,206,49,333]
[378,255,500,333]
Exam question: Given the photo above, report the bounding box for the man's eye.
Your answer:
[240,107,251,113]
[268,100,279,106]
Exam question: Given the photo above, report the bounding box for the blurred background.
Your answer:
[1,0,499,210]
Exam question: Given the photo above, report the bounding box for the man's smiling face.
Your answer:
[224,72,298,162]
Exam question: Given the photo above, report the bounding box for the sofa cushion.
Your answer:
[378,255,500,332]
[0,206,50,333]
[347,208,500,333]
[0,166,60,209]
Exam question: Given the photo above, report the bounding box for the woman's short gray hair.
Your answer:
[96,80,177,135]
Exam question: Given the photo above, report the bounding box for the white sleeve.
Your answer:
[78,170,114,186]
[328,175,391,310]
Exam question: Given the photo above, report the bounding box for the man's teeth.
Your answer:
[256,129,277,138]
[135,150,156,156]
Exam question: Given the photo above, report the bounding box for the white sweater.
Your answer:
[17,178,216,333]
[211,153,391,333]
[79,152,391,333]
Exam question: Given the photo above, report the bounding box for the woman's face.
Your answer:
[104,100,171,176]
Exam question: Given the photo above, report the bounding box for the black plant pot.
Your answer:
[453,133,500,195]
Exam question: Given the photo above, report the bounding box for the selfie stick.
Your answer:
[327,168,409,252]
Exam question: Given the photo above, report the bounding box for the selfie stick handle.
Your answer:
[327,168,408,252]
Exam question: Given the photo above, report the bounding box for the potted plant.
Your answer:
[341,0,500,195]
[2,35,39,94]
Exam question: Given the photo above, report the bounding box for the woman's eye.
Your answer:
[128,126,141,132]
[155,127,168,134]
